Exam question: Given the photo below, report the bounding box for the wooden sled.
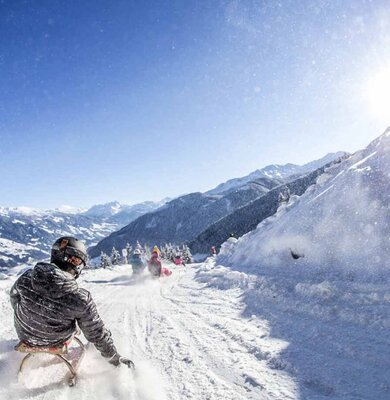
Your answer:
[15,336,86,387]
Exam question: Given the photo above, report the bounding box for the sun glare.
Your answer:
[364,65,390,122]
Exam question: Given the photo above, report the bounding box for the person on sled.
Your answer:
[148,249,162,277]
[173,254,184,266]
[10,236,134,369]
[129,248,146,275]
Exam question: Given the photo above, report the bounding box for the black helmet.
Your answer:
[51,236,88,278]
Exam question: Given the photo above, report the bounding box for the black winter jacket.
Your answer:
[10,262,117,359]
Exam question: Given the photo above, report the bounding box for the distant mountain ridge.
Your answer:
[206,152,347,195]
[81,199,169,225]
[88,179,280,258]
[82,201,124,218]
[0,199,167,269]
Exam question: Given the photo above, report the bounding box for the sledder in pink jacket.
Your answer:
[173,254,185,266]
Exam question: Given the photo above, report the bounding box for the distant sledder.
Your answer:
[148,248,162,277]
[129,248,146,275]
[173,254,185,266]
[10,236,134,387]
[148,246,172,277]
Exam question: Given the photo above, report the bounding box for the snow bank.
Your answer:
[196,258,256,290]
[206,131,390,399]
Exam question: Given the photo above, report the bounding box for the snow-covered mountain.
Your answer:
[206,128,390,399]
[104,199,170,226]
[82,199,169,226]
[189,156,345,254]
[0,208,114,270]
[89,180,281,258]
[206,152,347,196]
[0,200,167,269]
[82,201,124,218]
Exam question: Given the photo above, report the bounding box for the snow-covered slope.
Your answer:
[0,263,298,400]
[2,252,387,399]
[219,129,389,273]
[207,128,390,399]
[207,152,347,196]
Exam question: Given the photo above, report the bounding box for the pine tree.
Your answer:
[161,243,170,260]
[167,243,174,262]
[100,251,111,268]
[182,244,193,264]
[111,247,121,265]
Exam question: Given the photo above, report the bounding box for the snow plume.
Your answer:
[218,133,390,281]
[78,351,167,400]
[131,361,168,400]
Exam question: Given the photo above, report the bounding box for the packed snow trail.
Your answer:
[0,263,297,400]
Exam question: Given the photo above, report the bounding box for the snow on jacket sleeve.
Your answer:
[76,290,117,359]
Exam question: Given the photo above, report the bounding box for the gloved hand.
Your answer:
[109,353,135,369]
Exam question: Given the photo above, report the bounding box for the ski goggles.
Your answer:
[66,255,84,267]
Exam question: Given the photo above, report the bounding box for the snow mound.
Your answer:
[210,130,390,399]
[196,258,256,290]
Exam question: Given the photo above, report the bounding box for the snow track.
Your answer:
[0,264,297,399]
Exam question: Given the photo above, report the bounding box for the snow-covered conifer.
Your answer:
[100,251,111,268]
[111,247,121,265]
[182,244,193,264]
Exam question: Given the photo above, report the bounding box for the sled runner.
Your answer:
[15,335,86,387]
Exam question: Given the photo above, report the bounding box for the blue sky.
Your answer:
[0,0,389,209]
